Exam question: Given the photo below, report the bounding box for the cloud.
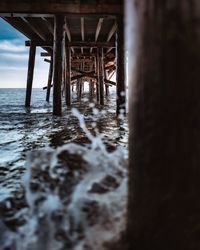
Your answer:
[0,52,28,61]
[0,40,27,53]
[0,18,49,88]
[0,66,27,71]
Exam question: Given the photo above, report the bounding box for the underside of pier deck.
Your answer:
[0,0,126,116]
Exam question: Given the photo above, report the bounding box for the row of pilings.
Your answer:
[24,15,126,117]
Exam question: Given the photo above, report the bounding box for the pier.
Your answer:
[0,0,125,116]
[1,1,200,250]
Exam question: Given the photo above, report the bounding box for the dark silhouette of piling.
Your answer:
[25,43,36,107]
[128,1,200,249]
[53,15,64,116]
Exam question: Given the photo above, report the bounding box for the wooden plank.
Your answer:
[52,15,64,116]
[25,44,36,107]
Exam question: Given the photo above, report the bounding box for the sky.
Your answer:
[0,18,49,88]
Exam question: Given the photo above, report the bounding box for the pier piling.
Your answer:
[25,43,36,107]
[53,15,64,116]
[98,47,104,105]
[116,16,125,116]
[65,43,71,106]
[46,54,53,102]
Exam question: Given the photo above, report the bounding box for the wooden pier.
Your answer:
[2,1,200,250]
[0,0,125,116]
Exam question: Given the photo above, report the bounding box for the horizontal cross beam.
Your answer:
[68,41,115,48]
[25,40,52,47]
[0,3,123,14]
[41,52,51,57]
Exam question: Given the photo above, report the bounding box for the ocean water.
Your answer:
[0,87,128,250]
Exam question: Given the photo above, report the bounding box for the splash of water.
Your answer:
[0,108,128,250]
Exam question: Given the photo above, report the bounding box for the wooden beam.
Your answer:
[52,15,64,116]
[46,55,53,102]
[41,52,51,57]
[1,13,54,18]
[21,17,47,41]
[107,21,117,41]
[44,58,51,63]
[108,70,115,80]
[128,1,200,249]
[95,18,104,41]
[106,21,117,55]
[64,20,71,42]
[71,64,115,78]
[65,44,71,106]
[0,3,123,14]
[71,72,96,82]
[64,18,75,54]
[72,53,96,57]
[25,40,52,47]
[104,68,109,96]
[91,17,104,53]
[105,79,116,86]
[81,17,85,41]
[41,17,54,34]
[69,41,115,48]
[116,17,125,116]
[98,47,104,105]
[81,17,84,54]
[25,44,36,107]
[3,17,40,41]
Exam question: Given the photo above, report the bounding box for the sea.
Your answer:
[0,87,128,250]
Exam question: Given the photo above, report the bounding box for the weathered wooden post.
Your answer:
[95,54,100,102]
[116,16,126,116]
[65,41,71,106]
[53,15,64,116]
[78,62,83,99]
[25,43,36,107]
[46,54,53,102]
[89,79,94,97]
[98,47,104,105]
[82,63,85,94]
[104,68,109,96]
[127,1,200,250]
